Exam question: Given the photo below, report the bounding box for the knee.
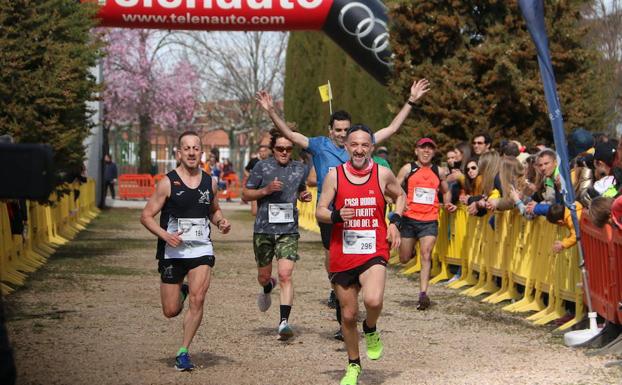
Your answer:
[399,249,413,264]
[278,271,292,285]
[257,271,271,285]
[420,252,432,262]
[340,308,358,325]
[188,293,206,310]
[364,296,383,312]
[162,305,181,319]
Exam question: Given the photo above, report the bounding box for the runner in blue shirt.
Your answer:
[255,78,430,339]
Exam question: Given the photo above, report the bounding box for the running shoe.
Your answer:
[257,277,276,312]
[417,292,431,311]
[327,290,337,309]
[340,363,361,385]
[447,274,460,283]
[278,319,294,340]
[333,329,344,341]
[175,352,195,371]
[364,331,383,360]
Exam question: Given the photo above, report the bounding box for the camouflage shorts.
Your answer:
[253,233,300,268]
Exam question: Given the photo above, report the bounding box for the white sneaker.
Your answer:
[447,274,460,283]
[257,277,276,312]
[278,319,293,340]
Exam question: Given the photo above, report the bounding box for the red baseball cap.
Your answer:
[612,196,622,229]
[416,138,436,148]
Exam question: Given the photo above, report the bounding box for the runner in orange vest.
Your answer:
[396,138,456,310]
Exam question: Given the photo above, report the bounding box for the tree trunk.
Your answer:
[228,129,241,177]
[138,114,152,174]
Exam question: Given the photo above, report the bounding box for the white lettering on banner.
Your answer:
[115,0,322,9]
[280,0,293,9]
[247,0,272,9]
[159,0,182,8]
[298,0,321,9]
[116,0,140,6]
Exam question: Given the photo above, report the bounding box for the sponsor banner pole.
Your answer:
[518,0,591,315]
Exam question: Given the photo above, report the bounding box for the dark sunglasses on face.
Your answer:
[274,146,293,153]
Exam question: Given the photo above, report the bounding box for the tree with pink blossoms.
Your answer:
[102,28,198,173]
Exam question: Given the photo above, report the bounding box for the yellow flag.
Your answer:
[318,83,332,103]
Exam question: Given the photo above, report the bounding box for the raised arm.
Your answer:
[374,79,430,144]
[255,90,309,149]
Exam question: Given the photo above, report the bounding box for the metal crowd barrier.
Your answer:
[0,180,99,295]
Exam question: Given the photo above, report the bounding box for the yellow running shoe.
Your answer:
[340,363,361,385]
[364,331,383,360]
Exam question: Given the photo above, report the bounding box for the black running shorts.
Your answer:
[158,255,215,284]
[329,257,387,288]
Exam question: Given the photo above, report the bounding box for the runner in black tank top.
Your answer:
[141,131,231,372]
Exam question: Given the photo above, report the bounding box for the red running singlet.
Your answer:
[329,163,388,273]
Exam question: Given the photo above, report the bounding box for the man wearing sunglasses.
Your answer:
[316,125,405,385]
[242,129,312,340]
[255,78,430,339]
[472,133,492,156]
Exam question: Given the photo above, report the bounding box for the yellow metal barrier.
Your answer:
[0,179,98,295]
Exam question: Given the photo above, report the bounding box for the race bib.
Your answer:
[268,203,294,223]
[178,218,209,241]
[412,187,436,205]
[342,230,376,254]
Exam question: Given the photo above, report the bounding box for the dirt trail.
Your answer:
[5,207,621,385]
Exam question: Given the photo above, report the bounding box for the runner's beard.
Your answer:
[351,155,369,169]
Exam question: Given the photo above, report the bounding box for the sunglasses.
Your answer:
[468,166,478,171]
[274,146,293,153]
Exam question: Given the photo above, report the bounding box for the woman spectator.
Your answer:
[467,150,500,216]
[459,158,480,205]
[487,156,529,212]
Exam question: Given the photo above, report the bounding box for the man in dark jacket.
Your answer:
[104,154,118,199]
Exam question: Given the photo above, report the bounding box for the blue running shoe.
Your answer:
[175,352,195,371]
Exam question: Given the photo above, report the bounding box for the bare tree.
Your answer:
[175,31,288,174]
[584,0,622,133]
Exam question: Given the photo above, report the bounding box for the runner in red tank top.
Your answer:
[396,138,456,310]
[316,125,405,385]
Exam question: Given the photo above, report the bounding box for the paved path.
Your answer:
[5,207,620,385]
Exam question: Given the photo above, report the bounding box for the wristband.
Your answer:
[407,99,417,107]
[330,209,344,224]
[389,213,402,224]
